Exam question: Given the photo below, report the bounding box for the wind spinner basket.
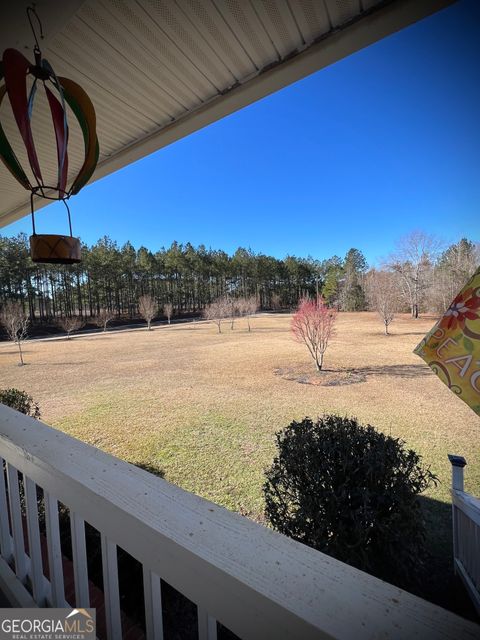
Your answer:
[0,7,99,264]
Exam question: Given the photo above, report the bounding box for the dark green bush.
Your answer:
[264,415,437,589]
[0,388,40,418]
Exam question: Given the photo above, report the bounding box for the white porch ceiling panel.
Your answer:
[0,0,456,227]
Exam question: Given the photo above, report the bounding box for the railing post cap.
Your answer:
[448,454,467,468]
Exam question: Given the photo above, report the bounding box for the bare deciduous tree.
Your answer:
[228,298,238,330]
[94,308,115,332]
[270,293,282,311]
[163,302,174,325]
[366,270,401,335]
[428,239,480,313]
[202,297,229,333]
[139,295,156,330]
[236,298,245,327]
[0,301,28,365]
[58,315,84,340]
[387,231,441,318]
[238,296,258,332]
[291,297,337,372]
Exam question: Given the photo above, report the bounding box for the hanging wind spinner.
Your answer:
[0,6,99,263]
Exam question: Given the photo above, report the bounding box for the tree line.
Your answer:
[0,232,478,326]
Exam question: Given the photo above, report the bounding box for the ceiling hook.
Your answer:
[26,5,44,63]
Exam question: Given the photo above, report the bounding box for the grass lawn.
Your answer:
[1,312,479,610]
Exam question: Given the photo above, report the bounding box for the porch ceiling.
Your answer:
[0,0,455,228]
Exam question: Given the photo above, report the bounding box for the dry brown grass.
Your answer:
[3,310,479,611]
[1,312,479,520]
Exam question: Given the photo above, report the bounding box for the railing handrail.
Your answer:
[452,489,480,527]
[449,455,480,617]
[1,404,479,640]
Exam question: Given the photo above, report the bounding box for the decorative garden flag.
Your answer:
[414,267,480,416]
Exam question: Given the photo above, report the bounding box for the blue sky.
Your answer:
[3,0,479,265]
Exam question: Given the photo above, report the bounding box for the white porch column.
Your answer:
[448,454,467,573]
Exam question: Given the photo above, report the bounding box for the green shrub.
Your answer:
[0,388,40,418]
[263,415,437,589]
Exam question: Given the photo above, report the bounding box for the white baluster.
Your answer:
[70,512,90,607]
[0,458,13,562]
[44,492,65,605]
[6,465,26,581]
[198,607,217,640]
[24,477,46,604]
[101,534,122,640]
[143,567,163,640]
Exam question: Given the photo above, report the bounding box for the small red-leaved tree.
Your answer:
[291,297,337,371]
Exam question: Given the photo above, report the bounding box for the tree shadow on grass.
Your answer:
[399,331,432,336]
[250,327,289,333]
[34,361,91,366]
[366,331,428,338]
[72,336,117,341]
[354,364,432,379]
[134,461,165,478]
[275,363,432,386]
[2,348,32,355]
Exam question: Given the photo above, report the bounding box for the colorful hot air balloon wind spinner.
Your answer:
[0,6,99,264]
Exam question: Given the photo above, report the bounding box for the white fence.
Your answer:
[449,454,480,616]
[0,404,478,640]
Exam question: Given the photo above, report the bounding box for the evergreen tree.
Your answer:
[339,248,367,311]
[1,233,476,325]
[322,256,343,306]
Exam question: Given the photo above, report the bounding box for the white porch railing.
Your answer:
[0,404,478,640]
[449,454,480,616]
